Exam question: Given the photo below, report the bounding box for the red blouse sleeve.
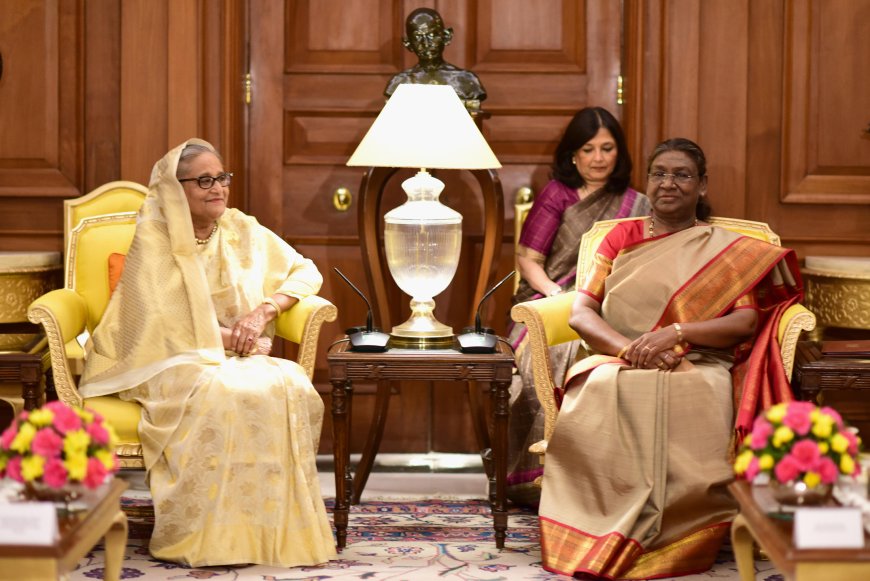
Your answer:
[578,220,646,302]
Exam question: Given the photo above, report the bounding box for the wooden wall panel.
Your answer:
[0,0,82,251]
[286,0,400,72]
[1,0,246,251]
[626,0,869,257]
[780,0,870,204]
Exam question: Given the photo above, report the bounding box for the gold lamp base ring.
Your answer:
[388,297,455,350]
[388,334,455,350]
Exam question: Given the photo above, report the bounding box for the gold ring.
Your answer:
[658,362,667,369]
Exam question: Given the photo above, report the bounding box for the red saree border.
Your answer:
[540,516,730,579]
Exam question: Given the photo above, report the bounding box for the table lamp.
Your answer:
[347,83,501,348]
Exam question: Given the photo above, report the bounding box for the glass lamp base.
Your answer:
[389,298,455,349]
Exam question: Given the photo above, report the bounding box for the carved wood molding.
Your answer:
[780,0,870,205]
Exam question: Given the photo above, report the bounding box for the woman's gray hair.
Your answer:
[176,143,223,177]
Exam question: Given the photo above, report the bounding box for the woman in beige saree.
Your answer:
[508,107,649,506]
[79,139,336,567]
[538,139,802,578]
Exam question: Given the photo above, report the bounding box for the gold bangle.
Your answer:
[674,322,684,344]
[616,345,629,359]
[262,297,282,316]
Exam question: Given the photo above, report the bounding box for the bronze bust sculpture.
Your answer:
[385,8,487,108]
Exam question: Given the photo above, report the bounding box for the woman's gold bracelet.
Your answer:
[673,322,684,344]
[262,297,282,316]
[616,345,629,359]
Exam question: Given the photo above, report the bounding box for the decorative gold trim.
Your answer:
[27,300,82,407]
[779,305,816,380]
[66,212,138,289]
[513,198,533,293]
[511,300,560,445]
[63,180,146,250]
[295,296,337,380]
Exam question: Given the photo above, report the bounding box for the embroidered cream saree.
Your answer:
[539,226,800,579]
[80,139,335,567]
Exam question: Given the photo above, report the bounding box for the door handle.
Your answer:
[333,187,352,212]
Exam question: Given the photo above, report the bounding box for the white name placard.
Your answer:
[793,507,864,549]
[0,502,58,546]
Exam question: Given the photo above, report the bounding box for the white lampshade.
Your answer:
[347,84,500,171]
[346,83,501,349]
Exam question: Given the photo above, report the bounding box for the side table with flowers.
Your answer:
[734,401,862,506]
[0,401,120,506]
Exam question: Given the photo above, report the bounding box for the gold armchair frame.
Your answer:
[29,213,337,468]
[510,216,816,464]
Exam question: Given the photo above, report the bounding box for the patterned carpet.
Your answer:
[67,496,784,580]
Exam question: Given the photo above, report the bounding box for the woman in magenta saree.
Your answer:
[507,108,649,506]
[538,138,802,579]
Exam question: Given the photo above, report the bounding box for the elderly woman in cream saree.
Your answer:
[79,139,336,568]
[538,139,802,579]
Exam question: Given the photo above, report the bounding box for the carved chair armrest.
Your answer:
[27,288,89,407]
[777,303,816,380]
[510,291,579,446]
[274,295,337,380]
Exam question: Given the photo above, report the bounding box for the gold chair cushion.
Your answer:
[84,395,141,445]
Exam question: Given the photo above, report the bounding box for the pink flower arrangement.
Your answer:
[734,401,861,489]
[0,401,120,490]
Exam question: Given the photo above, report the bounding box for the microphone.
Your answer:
[333,267,390,352]
[456,270,516,353]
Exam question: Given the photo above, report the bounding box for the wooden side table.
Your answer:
[729,480,870,581]
[0,479,129,581]
[327,340,515,549]
[792,341,870,438]
[0,329,53,416]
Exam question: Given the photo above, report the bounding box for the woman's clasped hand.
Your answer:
[227,306,272,355]
[621,324,683,369]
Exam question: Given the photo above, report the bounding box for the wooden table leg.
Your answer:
[467,380,493,479]
[103,510,129,581]
[491,377,510,548]
[730,513,757,581]
[352,379,391,504]
[20,357,43,411]
[331,377,351,550]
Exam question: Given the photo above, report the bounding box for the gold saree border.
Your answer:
[656,236,787,329]
[540,517,730,579]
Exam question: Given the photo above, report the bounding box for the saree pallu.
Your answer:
[507,185,649,506]
[538,226,801,578]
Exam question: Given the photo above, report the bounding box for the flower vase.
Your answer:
[769,480,832,506]
[21,481,87,504]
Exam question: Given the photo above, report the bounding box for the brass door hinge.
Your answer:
[616,75,625,106]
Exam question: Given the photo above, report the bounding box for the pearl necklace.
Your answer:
[648,216,698,238]
[195,222,219,245]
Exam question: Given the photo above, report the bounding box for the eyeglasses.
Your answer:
[647,172,696,184]
[179,172,233,189]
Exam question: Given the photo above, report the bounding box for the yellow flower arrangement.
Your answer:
[0,401,120,490]
[734,401,861,487]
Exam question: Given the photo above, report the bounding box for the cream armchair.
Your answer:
[28,211,337,469]
[510,216,817,471]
